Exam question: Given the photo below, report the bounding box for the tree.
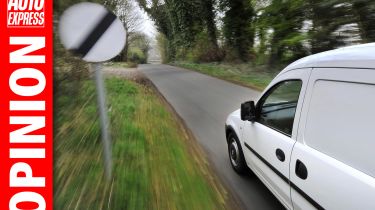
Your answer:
[307,0,354,54]
[129,32,151,63]
[137,0,177,60]
[259,0,307,65]
[137,0,218,61]
[110,0,143,61]
[138,0,375,65]
[54,0,104,14]
[351,0,375,42]
[220,0,255,61]
[201,0,219,49]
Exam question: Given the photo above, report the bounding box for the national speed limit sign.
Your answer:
[59,2,126,62]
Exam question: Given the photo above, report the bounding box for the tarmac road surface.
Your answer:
[139,64,285,210]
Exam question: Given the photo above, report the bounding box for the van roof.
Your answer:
[282,43,375,73]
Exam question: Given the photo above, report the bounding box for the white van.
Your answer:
[225,43,375,210]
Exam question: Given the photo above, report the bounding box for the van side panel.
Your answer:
[291,68,375,210]
[305,80,375,177]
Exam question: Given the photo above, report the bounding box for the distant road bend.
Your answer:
[139,64,284,210]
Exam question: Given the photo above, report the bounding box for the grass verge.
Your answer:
[172,61,281,90]
[105,62,138,68]
[54,77,231,210]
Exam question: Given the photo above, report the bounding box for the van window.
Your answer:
[305,80,375,178]
[258,80,302,136]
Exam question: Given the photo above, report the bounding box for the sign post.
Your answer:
[59,2,126,180]
[92,63,112,179]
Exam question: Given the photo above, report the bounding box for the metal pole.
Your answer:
[92,63,112,180]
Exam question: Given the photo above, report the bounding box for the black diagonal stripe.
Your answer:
[73,11,116,57]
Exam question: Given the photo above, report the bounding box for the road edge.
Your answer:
[169,63,265,91]
[139,69,247,210]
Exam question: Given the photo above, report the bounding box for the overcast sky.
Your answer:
[136,5,156,39]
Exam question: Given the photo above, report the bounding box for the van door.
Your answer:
[242,68,311,209]
[291,68,375,210]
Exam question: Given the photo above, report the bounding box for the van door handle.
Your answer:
[275,149,285,162]
[295,160,308,180]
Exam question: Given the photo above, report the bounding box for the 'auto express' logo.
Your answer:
[7,0,45,28]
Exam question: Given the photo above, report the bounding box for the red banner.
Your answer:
[1,0,52,209]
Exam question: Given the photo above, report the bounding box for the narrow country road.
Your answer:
[139,64,284,210]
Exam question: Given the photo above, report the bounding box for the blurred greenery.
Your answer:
[128,48,147,64]
[113,32,151,64]
[138,0,374,65]
[105,62,138,68]
[54,2,231,208]
[54,77,230,209]
[55,0,375,65]
[54,0,105,14]
[53,1,375,207]
[137,0,375,88]
[173,61,278,90]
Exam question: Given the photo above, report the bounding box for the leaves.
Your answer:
[221,0,255,61]
[56,0,375,65]
[138,0,221,61]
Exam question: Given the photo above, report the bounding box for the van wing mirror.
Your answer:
[241,101,256,121]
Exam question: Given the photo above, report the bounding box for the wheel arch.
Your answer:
[225,125,238,144]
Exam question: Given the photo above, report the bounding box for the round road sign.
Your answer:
[59,2,126,62]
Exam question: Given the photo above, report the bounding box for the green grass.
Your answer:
[54,77,229,210]
[105,62,138,68]
[172,61,280,90]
